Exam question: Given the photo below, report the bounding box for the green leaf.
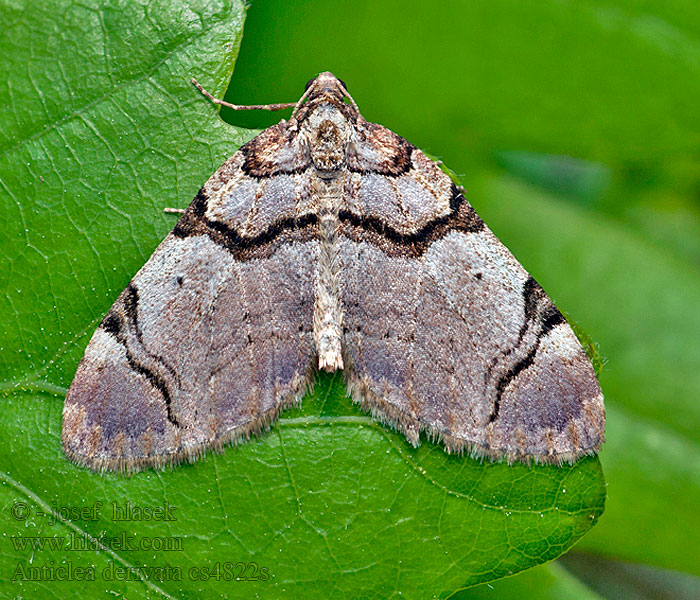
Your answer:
[0,1,605,598]
[2,374,604,598]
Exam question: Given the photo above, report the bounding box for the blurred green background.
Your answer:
[223,0,700,597]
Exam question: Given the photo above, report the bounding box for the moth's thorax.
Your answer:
[303,103,352,177]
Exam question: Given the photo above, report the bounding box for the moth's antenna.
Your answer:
[290,86,313,119]
[341,87,360,113]
[191,79,296,112]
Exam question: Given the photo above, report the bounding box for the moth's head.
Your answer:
[304,71,349,104]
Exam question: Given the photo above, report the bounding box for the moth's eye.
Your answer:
[304,77,316,92]
[337,78,349,93]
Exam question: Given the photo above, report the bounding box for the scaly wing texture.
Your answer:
[339,121,605,463]
[62,122,320,472]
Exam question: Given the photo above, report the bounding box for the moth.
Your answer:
[62,72,605,472]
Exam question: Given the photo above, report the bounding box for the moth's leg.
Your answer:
[190,78,297,112]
